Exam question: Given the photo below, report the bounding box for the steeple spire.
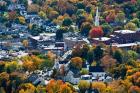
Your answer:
[95,7,100,26]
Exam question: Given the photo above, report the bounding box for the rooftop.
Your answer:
[112,42,140,48]
[30,33,56,41]
[114,30,136,34]
[89,66,104,72]
[93,37,110,41]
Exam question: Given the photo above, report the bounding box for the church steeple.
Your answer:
[95,7,100,26]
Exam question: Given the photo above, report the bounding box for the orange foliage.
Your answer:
[46,79,72,93]
[71,57,83,69]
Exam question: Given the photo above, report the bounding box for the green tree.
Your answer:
[130,18,140,28]
[80,68,89,75]
[113,50,123,64]
[101,23,113,36]
[94,46,103,61]
[127,50,138,60]
[62,18,72,26]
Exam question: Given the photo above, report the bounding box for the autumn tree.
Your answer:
[129,86,140,93]
[92,82,106,93]
[70,57,83,70]
[78,80,90,93]
[46,79,73,93]
[105,10,116,23]
[18,16,26,24]
[8,11,17,20]
[48,10,59,20]
[0,72,9,92]
[22,40,29,48]
[101,55,116,72]
[18,83,36,93]
[124,22,137,31]
[38,11,46,19]
[27,4,40,13]
[115,11,126,25]
[89,26,103,38]
[5,61,20,73]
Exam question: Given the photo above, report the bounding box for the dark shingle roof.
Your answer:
[89,66,104,72]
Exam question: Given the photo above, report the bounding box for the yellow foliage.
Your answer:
[92,82,106,93]
[18,16,25,24]
[22,40,29,48]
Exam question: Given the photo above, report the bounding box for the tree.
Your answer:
[127,50,138,60]
[115,12,126,25]
[101,55,116,72]
[80,68,89,75]
[48,10,59,20]
[129,86,140,93]
[8,11,17,20]
[78,80,90,93]
[22,40,29,48]
[89,26,103,38]
[46,79,73,93]
[124,22,137,31]
[0,72,9,91]
[80,22,92,36]
[62,18,72,26]
[46,51,56,61]
[92,82,106,93]
[22,55,44,71]
[0,62,5,73]
[137,11,140,20]
[18,83,36,93]
[132,72,140,86]
[76,2,85,9]
[113,49,123,64]
[72,45,83,57]
[105,10,116,23]
[70,57,83,70]
[93,45,103,61]
[38,11,46,19]
[27,4,40,13]
[130,18,140,28]
[101,23,113,36]
[5,61,19,73]
[39,57,54,70]
[30,24,43,36]
[18,16,26,24]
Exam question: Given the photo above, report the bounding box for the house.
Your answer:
[89,66,106,77]
[63,71,80,84]
[81,75,92,82]
[64,36,87,49]
[90,30,140,48]
[29,33,56,49]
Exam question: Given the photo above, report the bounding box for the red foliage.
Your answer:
[89,26,103,38]
[131,0,137,4]
[8,11,17,20]
[105,10,116,23]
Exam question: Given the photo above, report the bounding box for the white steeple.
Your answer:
[95,7,100,26]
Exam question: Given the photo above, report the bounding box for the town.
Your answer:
[0,0,140,93]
